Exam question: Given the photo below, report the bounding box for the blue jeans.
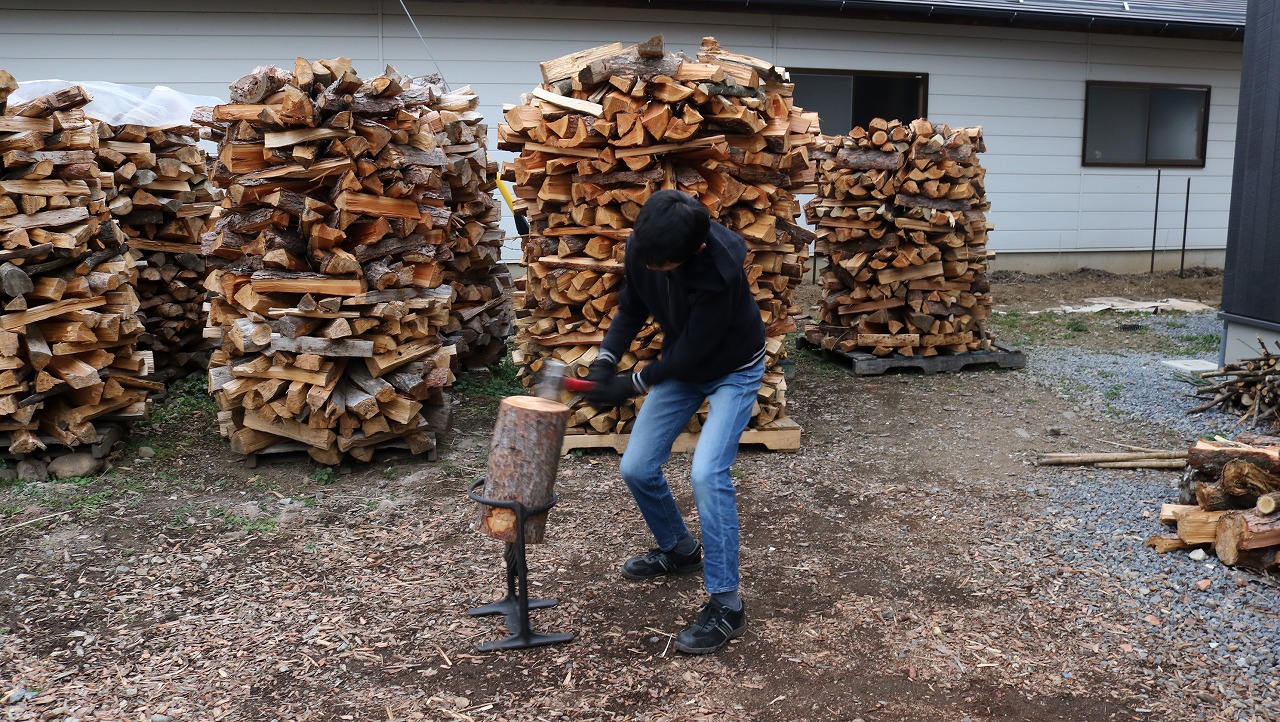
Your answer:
[618,360,765,594]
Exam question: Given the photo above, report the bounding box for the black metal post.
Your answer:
[1179,177,1192,278]
[1150,168,1162,274]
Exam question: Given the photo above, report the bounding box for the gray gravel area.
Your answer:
[1028,311,1237,440]
[1019,311,1280,721]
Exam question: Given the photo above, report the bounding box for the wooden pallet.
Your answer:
[799,337,1026,376]
[560,417,801,454]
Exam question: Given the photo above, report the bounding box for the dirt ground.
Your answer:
[0,269,1239,721]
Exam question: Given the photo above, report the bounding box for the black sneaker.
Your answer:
[675,599,747,654]
[620,542,703,580]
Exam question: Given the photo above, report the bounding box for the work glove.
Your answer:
[585,357,617,384]
[586,372,641,408]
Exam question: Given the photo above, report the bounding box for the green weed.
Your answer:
[1065,319,1089,333]
[454,357,524,398]
[310,467,338,485]
[1179,333,1221,354]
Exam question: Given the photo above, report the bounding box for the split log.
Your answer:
[477,395,571,543]
[1175,509,1228,544]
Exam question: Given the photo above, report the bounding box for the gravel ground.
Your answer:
[1028,311,1238,438]
[1020,310,1280,721]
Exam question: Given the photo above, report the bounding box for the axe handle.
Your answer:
[562,378,596,392]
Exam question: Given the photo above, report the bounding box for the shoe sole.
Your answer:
[620,561,703,580]
[674,623,747,654]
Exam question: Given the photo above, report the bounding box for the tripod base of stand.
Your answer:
[467,596,556,619]
[477,629,576,652]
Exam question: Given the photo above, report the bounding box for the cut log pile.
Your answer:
[94,121,219,379]
[803,118,994,358]
[0,73,155,456]
[200,59,467,465]
[1149,434,1280,569]
[431,86,513,369]
[499,36,818,437]
[1187,340,1280,431]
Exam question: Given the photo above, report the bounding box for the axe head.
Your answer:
[535,359,596,399]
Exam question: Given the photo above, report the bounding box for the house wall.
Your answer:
[0,0,1243,271]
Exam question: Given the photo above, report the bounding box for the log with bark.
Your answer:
[803,118,994,358]
[1151,434,1280,567]
[500,36,819,437]
[201,59,476,464]
[476,395,570,543]
[0,76,154,455]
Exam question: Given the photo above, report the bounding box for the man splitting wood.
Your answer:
[585,189,766,654]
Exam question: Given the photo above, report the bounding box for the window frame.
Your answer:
[787,68,929,133]
[1081,80,1211,169]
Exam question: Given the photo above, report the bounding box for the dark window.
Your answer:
[789,70,928,135]
[1083,82,1210,167]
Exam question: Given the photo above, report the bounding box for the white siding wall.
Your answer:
[0,0,1242,268]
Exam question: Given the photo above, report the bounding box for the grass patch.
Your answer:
[310,467,338,485]
[1178,333,1221,354]
[454,357,524,398]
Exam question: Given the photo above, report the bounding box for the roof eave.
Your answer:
[444,0,1244,42]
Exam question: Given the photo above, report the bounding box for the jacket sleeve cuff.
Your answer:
[631,370,651,394]
[597,349,618,366]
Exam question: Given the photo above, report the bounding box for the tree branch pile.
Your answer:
[1187,339,1280,431]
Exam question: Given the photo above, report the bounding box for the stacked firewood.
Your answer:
[804,118,994,357]
[199,59,464,465]
[0,74,155,456]
[501,36,818,436]
[95,122,219,379]
[1188,340,1279,430]
[1150,434,1280,569]
[432,87,513,369]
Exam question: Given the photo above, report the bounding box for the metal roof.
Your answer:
[819,1,1246,28]
[670,0,1248,39]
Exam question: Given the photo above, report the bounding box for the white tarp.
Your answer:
[8,79,223,126]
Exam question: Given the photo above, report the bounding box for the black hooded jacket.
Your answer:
[599,221,766,388]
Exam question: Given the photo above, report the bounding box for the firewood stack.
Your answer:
[1188,340,1280,430]
[803,118,994,358]
[500,36,818,437]
[431,85,513,369]
[1151,434,1280,570]
[94,122,219,379]
[0,74,155,456]
[200,59,463,465]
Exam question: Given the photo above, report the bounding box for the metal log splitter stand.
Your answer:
[467,479,574,651]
